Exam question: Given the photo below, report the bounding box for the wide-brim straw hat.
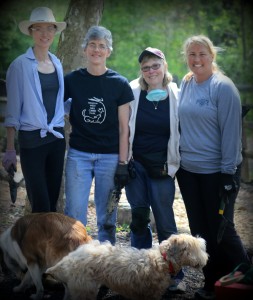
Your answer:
[18,7,66,35]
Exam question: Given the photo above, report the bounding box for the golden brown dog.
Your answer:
[0,212,92,300]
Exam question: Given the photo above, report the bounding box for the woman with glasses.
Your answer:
[2,7,66,212]
[64,26,134,245]
[125,47,185,292]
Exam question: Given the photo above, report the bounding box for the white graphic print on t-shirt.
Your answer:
[82,97,106,124]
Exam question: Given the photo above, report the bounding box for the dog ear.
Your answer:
[160,234,188,252]
[159,239,172,256]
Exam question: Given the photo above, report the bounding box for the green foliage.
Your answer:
[101,0,253,89]
[1,0,252,96]
[116,223,130,233]
[0,0,69,77]
[85,225,91,234]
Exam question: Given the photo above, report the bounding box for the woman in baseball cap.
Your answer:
[2,7,66,213]
[125,47,185,292]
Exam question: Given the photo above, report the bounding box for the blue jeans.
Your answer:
[65,148,119,244]
[125,160,184,281]
[125,160,177,247]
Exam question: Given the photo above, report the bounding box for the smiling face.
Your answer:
[84,38,111,66]
[141,57,165,90]
[29,23,56,49]
[186,43,214,82]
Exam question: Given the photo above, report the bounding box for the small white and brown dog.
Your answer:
[45,233,209,300]
[0,212,92,300]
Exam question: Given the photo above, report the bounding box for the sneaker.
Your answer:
[195,288,216,299]
[168,278,186,293]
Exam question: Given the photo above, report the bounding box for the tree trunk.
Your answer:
[57,0,104,74]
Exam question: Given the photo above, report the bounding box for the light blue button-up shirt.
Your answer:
[4,47,65,138]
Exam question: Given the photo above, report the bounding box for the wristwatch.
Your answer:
[118,160,128,165]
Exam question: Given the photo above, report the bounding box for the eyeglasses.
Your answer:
[30,26,57,34]
[87,43,108,51]
[141,63,161,72]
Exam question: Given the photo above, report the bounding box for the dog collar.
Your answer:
[162,252,175,274]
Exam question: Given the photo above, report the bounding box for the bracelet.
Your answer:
[119,160,128,165]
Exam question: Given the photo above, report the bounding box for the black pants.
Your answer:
[176,165,250,291]
[20,138,66,212]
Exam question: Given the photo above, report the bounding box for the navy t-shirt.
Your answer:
[133,90,170,156]
[18,70,64,148]
[64,68,134,153]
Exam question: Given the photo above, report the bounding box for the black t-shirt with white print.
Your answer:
[64,68,134,153]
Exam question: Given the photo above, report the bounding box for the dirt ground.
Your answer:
[1,172,252,252]
[0,164,253,299]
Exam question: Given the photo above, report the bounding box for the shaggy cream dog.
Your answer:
[0,212,92,300]
[45,233,208,300]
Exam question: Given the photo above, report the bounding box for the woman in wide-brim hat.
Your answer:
[2,7,67,216]
[19,6,66,35]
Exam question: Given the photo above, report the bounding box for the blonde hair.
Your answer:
[182,35,224,81]
[138,54,173,90]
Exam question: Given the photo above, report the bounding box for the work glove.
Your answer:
[114,163,130,189]
[220,173,238,199]
[2,150,17,172]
